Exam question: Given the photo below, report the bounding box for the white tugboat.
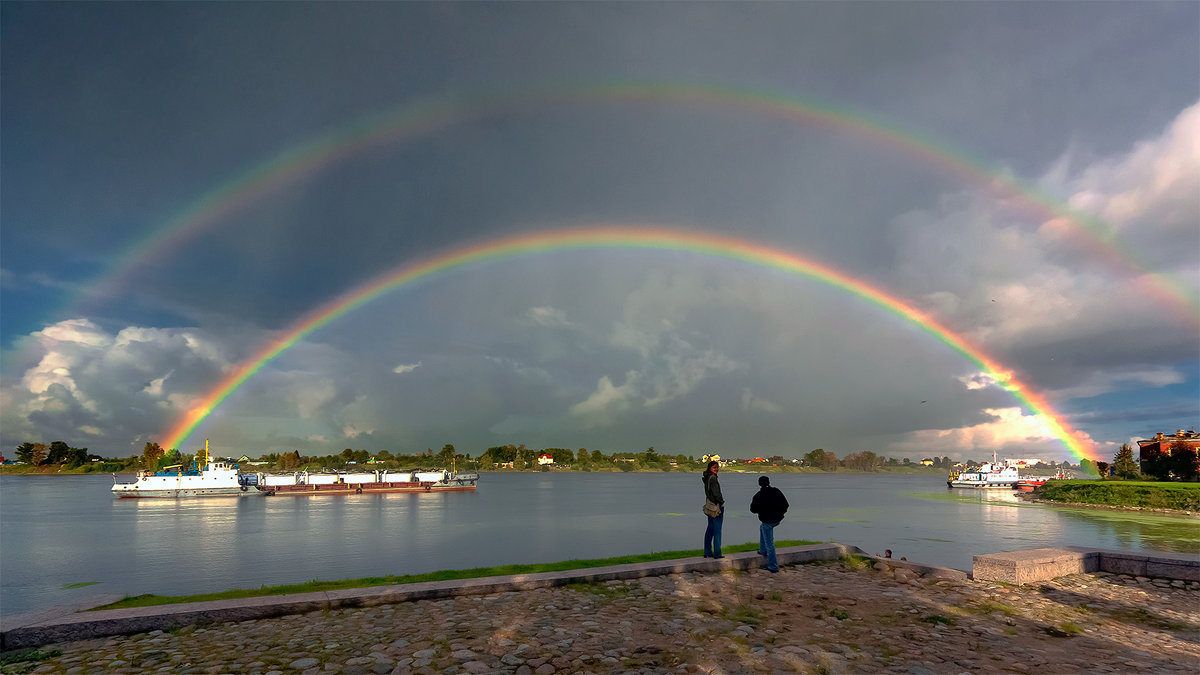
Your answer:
[112,441,259,498]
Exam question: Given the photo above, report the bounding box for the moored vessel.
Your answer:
[254,468,478,496]
[1015,471,1069,491]
[947,451,1024,489]
[112,442,258,498]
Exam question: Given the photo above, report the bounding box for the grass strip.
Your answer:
[92,539,819,610]
[1035,480,1200,511]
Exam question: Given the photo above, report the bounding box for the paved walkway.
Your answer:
[2,550,1197,674]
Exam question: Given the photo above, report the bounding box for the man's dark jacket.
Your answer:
[750,486,789,524]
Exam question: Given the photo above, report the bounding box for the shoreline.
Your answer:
[3,549,1196,673]
[1017,493,1200,518]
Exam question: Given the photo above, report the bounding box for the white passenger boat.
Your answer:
[947,452,1024,489]
[111,442,259,498]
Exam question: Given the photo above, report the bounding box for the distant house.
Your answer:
[920,458,934,466]
[747,457,768,464]
[702,453,721,463]
[538,453,554,465]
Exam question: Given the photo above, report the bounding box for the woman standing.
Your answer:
[702,461,725,558]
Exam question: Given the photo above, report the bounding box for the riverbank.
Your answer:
[1028,480,1200,515]
[3,555,1196,674]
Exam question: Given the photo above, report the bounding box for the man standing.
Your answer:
[750,476,789,572]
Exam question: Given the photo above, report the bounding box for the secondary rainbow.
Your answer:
[161,226,1097,461]
[74,81,1197,320]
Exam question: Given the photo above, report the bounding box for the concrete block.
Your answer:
[972,548,1096,584]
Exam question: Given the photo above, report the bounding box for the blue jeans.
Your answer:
[759,520,780,571]
[704,510,723,557]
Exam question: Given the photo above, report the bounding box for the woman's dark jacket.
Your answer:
[703,473,724,507]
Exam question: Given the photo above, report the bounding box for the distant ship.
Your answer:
[1015,472,1069,491]
[946,451,1023,489]
[112,441,259,498]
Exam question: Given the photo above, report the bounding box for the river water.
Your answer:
[1,472,1196,616]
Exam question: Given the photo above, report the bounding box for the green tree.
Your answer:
[438,444,456,465]
[803,449,824,468]
[1111,444,1140,479]
[276,451,302,471]
[46,441,72,464]
[66,446,90,468]
[843,451,881,472]
[1079,458,1097,477]
[1095,461,1110,478]
[141,442,164,471]
[14,442,35,464]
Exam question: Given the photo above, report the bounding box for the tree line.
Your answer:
[12,441,107,470]
[17,438,1181,478]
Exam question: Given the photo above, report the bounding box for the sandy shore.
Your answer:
[4,558,1197,674]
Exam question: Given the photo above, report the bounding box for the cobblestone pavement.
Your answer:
[5,559,1198,674]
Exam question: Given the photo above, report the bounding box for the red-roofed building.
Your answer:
[1137,430,1200,473]
[538,453,554,465]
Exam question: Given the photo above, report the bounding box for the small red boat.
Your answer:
[1016,472,1068,491]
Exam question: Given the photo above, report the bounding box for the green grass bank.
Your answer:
[1034,480,1200,512]
[93,539,818,611]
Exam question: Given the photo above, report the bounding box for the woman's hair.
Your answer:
[703,461,719,479]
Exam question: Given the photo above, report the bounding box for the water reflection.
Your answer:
[1054,506,1200,554]
[3,473,1197,616]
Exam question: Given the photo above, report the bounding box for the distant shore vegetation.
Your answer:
[3,440,1089,477]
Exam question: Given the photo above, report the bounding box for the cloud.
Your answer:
[740,388,782,414]
[888,100,1199,405]
[525,306,576,328]
[1058,100,1200,245]
[570,372,639,424]
[0,319,231,455]
[890,407,1098,460]
[392,361,422,375]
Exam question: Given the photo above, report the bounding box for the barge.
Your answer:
[253,469,478,496]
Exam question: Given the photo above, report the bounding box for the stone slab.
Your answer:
[974,547,1200,584]
[973,548,1096,584]
[2,543,859,650]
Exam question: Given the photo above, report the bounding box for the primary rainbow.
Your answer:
[161,225,1098,461]
[76,81,1197,320]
